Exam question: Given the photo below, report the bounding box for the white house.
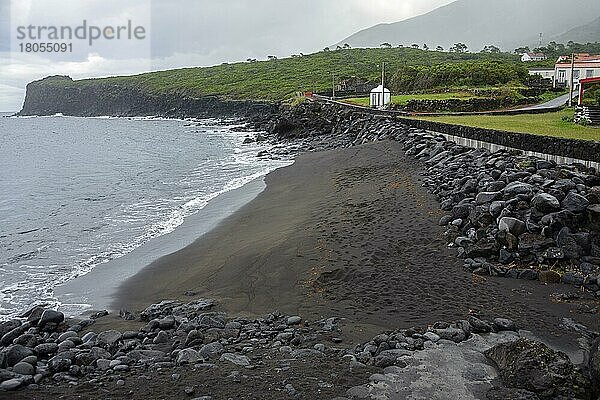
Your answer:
[529,68,555,81]
[370,85,391,108]
[521,52,547,62]
[554,53,600,89]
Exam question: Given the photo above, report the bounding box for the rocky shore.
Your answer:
[2,100,600,398]
[17,76,276,118]
[1,301,598,399]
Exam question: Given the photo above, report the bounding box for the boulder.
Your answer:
[493,318,517,332]
[556,227,581,258]
[0,321,21,338]
[96,359,111,371]
[176,348,203,365]
[219,353,250,367]
[48,352,74,373]
[96,330,122,348]
[38,309,64,328]
[498,217,527,237]
[503,182,533,196]
[286,316,302,325]
[57,331,78,342]
[24,307,45,324]
[476,192,502,205]
[0,324,30,347]
[490,201,505,218]
[199,342,224,360]
[197,313,226,329]
[153,331,169,344]
[0,378,22,391]
[561,192,589,213]
[433,328,467,343]
[553,179,577,193]
[4,345,33,367]
[158,316,176,330]
[562,272,585,286]
[468,316,493,333]
[12,361,34,376]
[34,343,58,356]
[184,330,204,347]
[531,193,560,213]
[518,269,538,281]
[75,347,111,366]
[485,338,591,399]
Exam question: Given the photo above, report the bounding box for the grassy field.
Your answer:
[343,91,481,107]
[411,109,600,141]
[36,48,519,101]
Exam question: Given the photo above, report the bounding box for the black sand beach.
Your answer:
[114,140,598,345]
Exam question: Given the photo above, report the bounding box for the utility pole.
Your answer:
[381,61,385,108]
[569,52,575,107]
[332,74,336,99]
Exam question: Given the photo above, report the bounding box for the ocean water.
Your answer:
[0,114,288,319]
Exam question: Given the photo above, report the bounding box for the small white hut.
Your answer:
[370,85,391,108]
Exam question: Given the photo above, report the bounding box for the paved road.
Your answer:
[517,92,577,111]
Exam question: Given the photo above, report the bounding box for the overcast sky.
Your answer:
[0,0,454,111]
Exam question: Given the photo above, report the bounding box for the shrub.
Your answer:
[389,61,528,92]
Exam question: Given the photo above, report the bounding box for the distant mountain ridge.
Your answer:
[335,0,600,52]
[552,16,600,45]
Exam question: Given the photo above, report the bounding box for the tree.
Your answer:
[411,43,419,49]
[435,46,444,52]
[481,45,500,53]
[514,46,530,54]
[380,42,392,48]
[423,44,429,51]
[449,43,468,53]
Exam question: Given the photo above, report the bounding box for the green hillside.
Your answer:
[40,48,520,102]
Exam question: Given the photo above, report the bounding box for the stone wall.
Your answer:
[400,97,535,113]
[396,118,600,163]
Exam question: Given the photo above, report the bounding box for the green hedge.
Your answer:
[389,61,529,92]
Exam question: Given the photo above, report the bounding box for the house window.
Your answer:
[587,69,594,78]
[573,70,580,80]
[558,70,566,82]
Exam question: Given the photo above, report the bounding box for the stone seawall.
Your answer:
[397,118,600,164]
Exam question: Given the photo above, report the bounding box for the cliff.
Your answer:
[18,76,276,118]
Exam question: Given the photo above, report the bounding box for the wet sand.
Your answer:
[114,140,599,345]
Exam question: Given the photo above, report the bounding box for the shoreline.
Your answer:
[54,177,269,318]
[113,140,598,348]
